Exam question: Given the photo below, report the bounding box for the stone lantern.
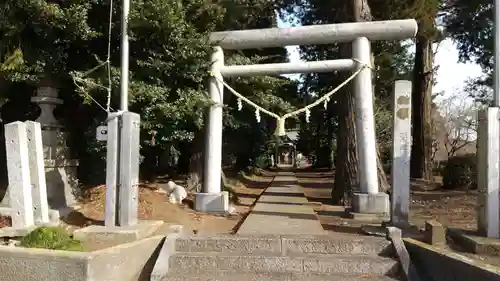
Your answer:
[31,81,79,210]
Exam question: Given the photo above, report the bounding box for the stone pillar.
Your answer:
[31,84,80,210]
[194,47,229,214]
[390,81,412,227]
[25,121,50,224]
[350,37,389,218]
[477,107,500,238]
[4,122,35,228]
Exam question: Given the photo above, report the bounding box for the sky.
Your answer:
[276,17,484,102]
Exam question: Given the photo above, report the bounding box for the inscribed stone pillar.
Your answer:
[390,80,412,227]
[25,121,50,224]
[477,107,500,238]
[4,122,35,228]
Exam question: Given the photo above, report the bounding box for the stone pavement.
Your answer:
[237,171,326,235]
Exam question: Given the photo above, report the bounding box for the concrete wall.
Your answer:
[404,238,500,281]
[0,235,165,281]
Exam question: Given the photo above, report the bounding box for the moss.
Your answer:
[19,226,83,251]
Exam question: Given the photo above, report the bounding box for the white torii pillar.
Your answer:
[194,19,418,214]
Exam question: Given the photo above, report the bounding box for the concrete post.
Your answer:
[25,121,50,224]
[390,81,412,226]
[477,108,500,238]
[350,37,389,217]
[118,112,141,226]
[105,113,120,227]
[195,46,229,213]
[5,122,34,228]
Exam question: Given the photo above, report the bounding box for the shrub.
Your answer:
[20,226,83,251]
[441,154,477,190]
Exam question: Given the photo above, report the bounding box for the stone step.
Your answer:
[169,252,399,275]
[175,235,392,255]
[163,272,400,281]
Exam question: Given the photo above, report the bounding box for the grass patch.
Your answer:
[20,226,83,251]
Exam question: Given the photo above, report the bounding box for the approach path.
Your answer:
[237,170,326,235]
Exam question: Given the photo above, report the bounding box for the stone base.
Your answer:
[351,192,390,214]
[194,192,229,214]
[348,212,390,222]
[73,220,164,244]
[448,228,500,256]
[45,159,79,209]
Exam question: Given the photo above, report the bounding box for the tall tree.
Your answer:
[409,0,440,181]
[443,0,492,102]
[333,0,392,202]
[279,0,412,202]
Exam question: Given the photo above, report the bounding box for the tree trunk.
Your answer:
[352,0,390,193]
[332,64,359,203]
[333,0,390,202]
[187,120,229,193]
[410,34,434,181]
[326,103,334,169]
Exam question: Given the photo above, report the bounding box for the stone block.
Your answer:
[168,253,398,275]
[351,192,389,214]
[281,235,391,255]
[44,159,79,209]
[73,220,164,245]
[425,220,446,246]
[0,232,167,281]
[448,228,500,256]
[176,236,281,254]
[386,226,421,281]
[404,237,500,281]
[194,192,229,214]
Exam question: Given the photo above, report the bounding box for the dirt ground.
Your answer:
[0,216,11,228]
[296,169,500,268]
[0,167,485,260]
[296,169,477,232]
[62,170,274,235]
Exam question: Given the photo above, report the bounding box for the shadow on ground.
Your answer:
[62,211,103,227]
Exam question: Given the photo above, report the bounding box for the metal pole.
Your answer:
[120,0,130,111]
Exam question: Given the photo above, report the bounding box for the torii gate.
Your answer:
[194,19,418,216]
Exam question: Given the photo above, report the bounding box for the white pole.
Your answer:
[120,0,130,111]
[352,37,379,194]
[204,47,224,193]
